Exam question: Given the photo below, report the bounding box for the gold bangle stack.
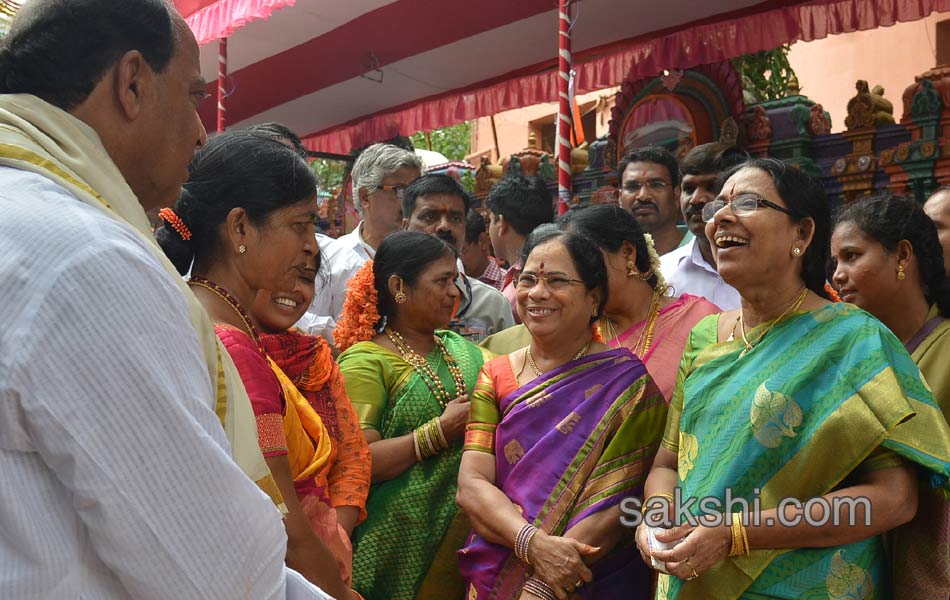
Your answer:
[641,491,674,514]
[728,512,750,557]
[413,417,448,461]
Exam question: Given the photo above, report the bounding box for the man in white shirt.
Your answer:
[403,173,515,341]
[659,142,746,310]
[618,146,691,256]
[0,2,330,598]
[301,143,423,341]
[333,142,423,261]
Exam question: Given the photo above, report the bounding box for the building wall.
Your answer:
[469,88,618,163]
[784,12,949,131]
[468,12,950,161]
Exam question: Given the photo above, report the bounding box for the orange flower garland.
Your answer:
[824,282,842,302]
[333,260,380,352]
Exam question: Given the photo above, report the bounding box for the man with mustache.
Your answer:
[659,142,745,309]
[487,175,555,323]
[617,146,686,256]
[403,173,514,342]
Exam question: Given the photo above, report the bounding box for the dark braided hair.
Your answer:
[557,204,661,291]
[835,193,950,316]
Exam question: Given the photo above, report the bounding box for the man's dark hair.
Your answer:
[679,143,748,177]
[0,0,178,111]
[487,175,554,237]
[247,122,309,160]
[465,210,487,244]
[402,173,471,217]
[617,146,680,188]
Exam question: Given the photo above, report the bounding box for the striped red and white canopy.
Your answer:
[174,0,950,154]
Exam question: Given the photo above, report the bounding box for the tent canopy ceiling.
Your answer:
[177,0,950,153]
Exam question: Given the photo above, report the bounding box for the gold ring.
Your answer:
[574,578,584,588]
[685,557,699,580]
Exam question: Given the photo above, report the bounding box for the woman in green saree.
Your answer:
[832,193,950,599]
[334,231,485,600]
[636,159,950,600]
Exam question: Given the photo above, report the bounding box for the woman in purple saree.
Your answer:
[457,227,667,600]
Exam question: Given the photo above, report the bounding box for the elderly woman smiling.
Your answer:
[457,226,667,600]
[636,158,950,600]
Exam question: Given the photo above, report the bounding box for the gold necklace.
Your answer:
[631,289,663,358]
[188,277,262,353]
[525,339,592,378]
[384,327,466,408]
[738,288,809,356]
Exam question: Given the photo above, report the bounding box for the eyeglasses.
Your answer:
[622,179,669,195]
[516,273,584,291]
[701,193,797,223]
[372,185,408,201]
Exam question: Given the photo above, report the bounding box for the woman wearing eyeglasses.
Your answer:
[457,226,668,599]
[636,158,950,599]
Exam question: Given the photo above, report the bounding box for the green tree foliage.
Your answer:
[733,45,798,103]
[410,121,472,162]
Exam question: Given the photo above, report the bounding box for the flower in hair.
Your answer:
[158,207,192,241]
[642,233,669,292]
[334,260,380,352]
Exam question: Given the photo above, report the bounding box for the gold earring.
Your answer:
[792,247,802,256]
[394,280,407,304]
[238,244,246,254]
[591,307,598,318]
[897,264,906,281]
[626,259,652,280]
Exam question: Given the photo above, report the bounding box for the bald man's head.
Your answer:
[925,188,950,275]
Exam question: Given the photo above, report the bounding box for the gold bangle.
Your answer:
[641,492,674,514]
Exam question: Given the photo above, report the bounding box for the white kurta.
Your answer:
[0,167,331,599]
[659,237,741,311]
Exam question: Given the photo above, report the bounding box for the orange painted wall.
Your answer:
[787,11,950,131]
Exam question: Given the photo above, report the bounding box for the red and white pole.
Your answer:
[217,37,227,132]
[556,0,573,214]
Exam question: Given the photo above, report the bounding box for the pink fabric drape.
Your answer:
[301,0,950,153]
[177,0,297,45]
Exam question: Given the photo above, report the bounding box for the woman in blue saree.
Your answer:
[457,227,668,600]
[637,159,950,600]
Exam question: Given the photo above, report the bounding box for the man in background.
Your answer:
[660,142,745,309]
[404,174,514,341]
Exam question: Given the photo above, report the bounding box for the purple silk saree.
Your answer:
[459,348,667,599]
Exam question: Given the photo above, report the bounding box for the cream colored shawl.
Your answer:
[0,94,284,511]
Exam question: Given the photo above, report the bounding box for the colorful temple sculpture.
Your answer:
[468,58,950,213]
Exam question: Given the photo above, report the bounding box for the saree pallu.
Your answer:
[459,348,668,599]
[889,306,950,600]
[660,303,950,600]
[609,294,719,403]
[339,331,484,600]
[268,357,355,585]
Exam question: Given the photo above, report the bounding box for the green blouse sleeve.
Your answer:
[338,346,391,431]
